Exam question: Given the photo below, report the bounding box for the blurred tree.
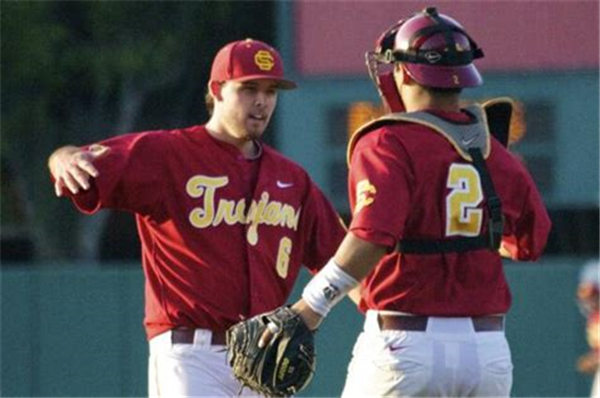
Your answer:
[1,1,275,261]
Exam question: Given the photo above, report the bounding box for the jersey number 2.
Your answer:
[446,164,483,237]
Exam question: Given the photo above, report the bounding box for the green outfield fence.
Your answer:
[1,256,595,397]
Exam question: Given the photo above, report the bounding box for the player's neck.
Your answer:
[205,121,259,158]
[403,87,461,113]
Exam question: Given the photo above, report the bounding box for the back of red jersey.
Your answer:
[348,110,551,316]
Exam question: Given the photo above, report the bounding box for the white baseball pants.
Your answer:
[148,329,261,397]
[341,310,513,397]
[592,367,600,398]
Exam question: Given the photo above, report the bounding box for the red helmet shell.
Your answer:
[394,10,483,88]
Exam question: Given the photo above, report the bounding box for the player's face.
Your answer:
[218,79,278,141]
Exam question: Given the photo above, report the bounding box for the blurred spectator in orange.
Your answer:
[576,259,600,398]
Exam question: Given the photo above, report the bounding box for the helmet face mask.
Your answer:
[365,20,406,113]
[365,7,484,113]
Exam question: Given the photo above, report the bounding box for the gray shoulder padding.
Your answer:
[347,104,491,163]
[392,104,490,160]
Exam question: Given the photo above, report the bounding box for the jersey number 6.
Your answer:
[276,237,292,278]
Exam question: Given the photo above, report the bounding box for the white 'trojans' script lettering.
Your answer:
[186,175,301,245]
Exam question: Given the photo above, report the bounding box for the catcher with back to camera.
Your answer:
[227,7,552,397]
[47,38,347,397]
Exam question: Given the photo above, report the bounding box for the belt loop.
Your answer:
[193,329,211,347]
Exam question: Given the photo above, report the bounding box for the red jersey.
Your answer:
[66,125,345,339]
[348,110,551,316]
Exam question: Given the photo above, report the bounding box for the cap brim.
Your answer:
[406,63,482,88]
[234,75,297,90]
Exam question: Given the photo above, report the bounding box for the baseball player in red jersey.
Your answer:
[47,38,346,396]
[260,7,551,397]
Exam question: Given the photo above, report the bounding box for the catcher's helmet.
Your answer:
[366,7,484,112]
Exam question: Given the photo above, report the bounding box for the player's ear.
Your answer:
[210,81,223,101]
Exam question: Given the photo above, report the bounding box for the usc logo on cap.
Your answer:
[254,50,275,71]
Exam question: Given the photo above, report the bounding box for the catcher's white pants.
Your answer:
[341,310,513,397]
[592,367,600,398]
[148,329,261,397]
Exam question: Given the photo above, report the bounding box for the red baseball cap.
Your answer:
[210,38,297,90]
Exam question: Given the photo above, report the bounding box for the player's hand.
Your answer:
[48,144,110,197]
[258,300,322,348]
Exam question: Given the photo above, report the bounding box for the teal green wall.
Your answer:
[1,257,596,397]
[1,264,146,396]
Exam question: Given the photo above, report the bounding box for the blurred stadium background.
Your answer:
[1,1,598,396]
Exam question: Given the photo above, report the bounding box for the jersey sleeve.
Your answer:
[69,132,166,216]
[300,180,346,273]
[500,164,552,261]
[348,129,414,248]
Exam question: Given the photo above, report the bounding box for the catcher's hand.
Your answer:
[226,306,316,397]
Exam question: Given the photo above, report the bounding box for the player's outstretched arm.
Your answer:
[48,144,110,197]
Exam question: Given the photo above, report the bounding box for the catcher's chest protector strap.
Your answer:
[347,106,503,254]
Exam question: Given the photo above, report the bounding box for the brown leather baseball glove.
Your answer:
[226,306,316,397]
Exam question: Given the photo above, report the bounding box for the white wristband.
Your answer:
[302,259,359,317]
